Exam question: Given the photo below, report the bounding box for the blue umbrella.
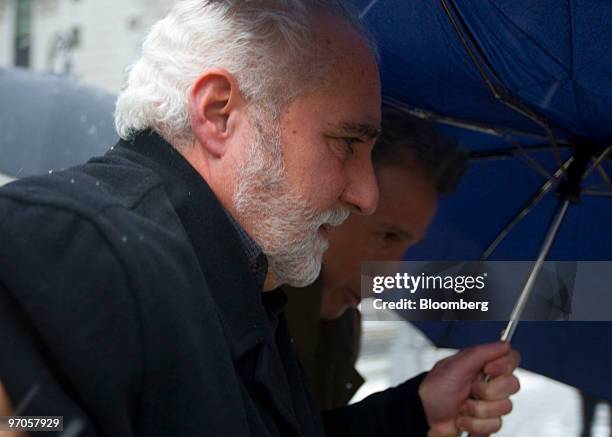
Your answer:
[352,0,612,141]
[346,0,612,400]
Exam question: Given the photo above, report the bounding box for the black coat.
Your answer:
[0,132,428,436]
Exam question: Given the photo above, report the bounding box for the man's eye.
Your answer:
[342,138,360,154]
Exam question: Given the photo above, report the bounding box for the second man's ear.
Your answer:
[188,68,242,157]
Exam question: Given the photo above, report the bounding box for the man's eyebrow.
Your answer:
[338,122,381,140]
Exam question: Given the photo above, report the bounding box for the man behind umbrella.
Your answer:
[0,1,519,436]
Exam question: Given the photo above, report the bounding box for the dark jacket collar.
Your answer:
[112,131,275,358]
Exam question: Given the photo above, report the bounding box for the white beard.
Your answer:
[233,117,349,287]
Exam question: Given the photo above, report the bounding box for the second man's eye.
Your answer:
[383,232,400,242]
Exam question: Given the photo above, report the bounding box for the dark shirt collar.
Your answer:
[113,131,280,356]
[223,210,268,290]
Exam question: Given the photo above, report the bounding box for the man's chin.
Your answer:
[263,227,330,288]
[282,261,322,288]
[271,250,325,288]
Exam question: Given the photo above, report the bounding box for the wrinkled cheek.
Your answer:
[307,162,346,207]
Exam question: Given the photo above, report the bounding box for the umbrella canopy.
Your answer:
[0,67,117,178]
[348,0,612,260]
[352,0,612,142]
[345,0,612,400]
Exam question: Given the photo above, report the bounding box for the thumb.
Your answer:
[452,342,510,380]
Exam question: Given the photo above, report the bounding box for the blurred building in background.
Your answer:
[0,0,172,92]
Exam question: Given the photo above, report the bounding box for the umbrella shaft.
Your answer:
[460,202,569,437]
[503,199,570,342]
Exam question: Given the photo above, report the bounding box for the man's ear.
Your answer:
[188,68,243,157]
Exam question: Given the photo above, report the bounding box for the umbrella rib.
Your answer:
[358,0,379,19]
[469,143,573,160]
[481,157,574,260]
[596,164,611,185]
[439,0,569,179]
[440,0,505,99]
[517,154,552,179]
[510,139,553,179]
[583,182,612,190]
[581,146,611,182]
[384,98,573,145]
[583,189,612,197]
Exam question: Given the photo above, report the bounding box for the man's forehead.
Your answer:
[311,12,381,122]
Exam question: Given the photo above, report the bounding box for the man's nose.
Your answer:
[341,157,379,215]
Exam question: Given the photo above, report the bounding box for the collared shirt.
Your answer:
[223,210,269,291]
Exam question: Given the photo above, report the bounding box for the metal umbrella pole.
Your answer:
[458,199,570,437]
[458,140,601,436]
[498,141,599,347]
[499,199,570,342]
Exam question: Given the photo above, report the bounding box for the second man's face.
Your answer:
[319,163,438,320]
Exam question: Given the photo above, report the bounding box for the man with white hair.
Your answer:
[0,1,519,436]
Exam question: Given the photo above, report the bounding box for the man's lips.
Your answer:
[318,224,332,239]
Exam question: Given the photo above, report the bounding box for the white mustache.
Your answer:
[317,207,350,228]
